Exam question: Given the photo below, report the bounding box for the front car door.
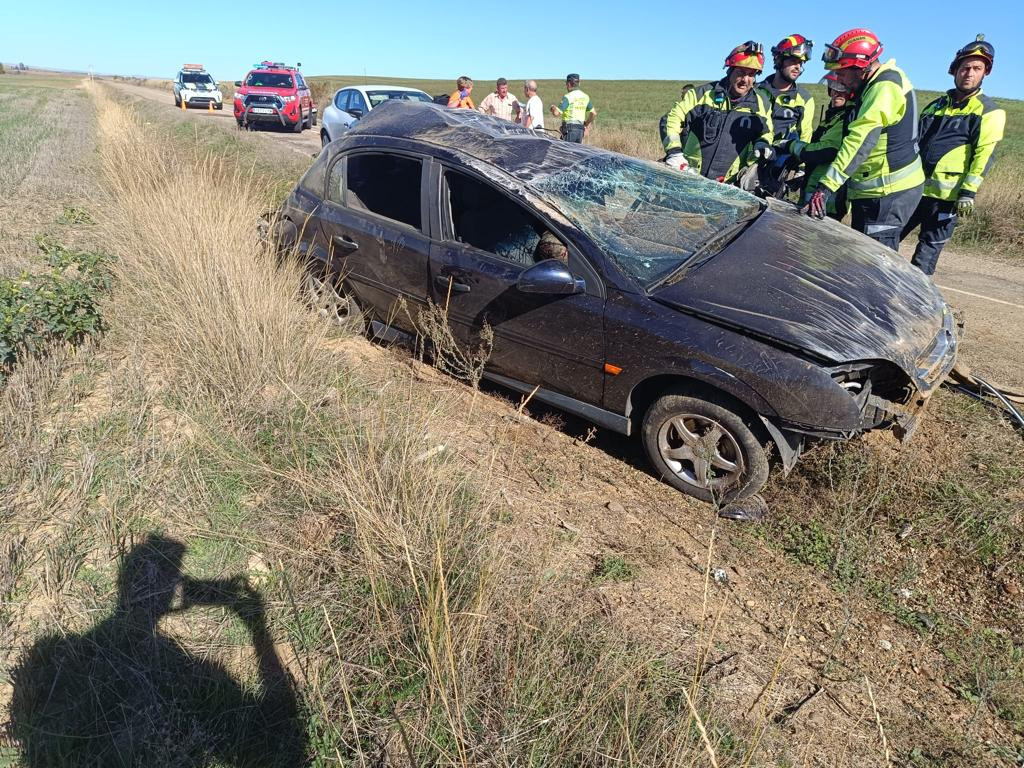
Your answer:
[316,150,432,333]
[426,163,606,405]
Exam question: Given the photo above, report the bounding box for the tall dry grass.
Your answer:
[91,83,330,410]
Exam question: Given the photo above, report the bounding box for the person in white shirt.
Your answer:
[520,80,544,131]
[477,78,521,122]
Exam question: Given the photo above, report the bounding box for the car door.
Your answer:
[427,164,606,404]
[295,73,310,119]
[316,150,431,334]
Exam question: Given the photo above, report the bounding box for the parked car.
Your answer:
[319,85,433,146]
[233,61,316,132]
[272,101,958,503]
[173,64,223,109]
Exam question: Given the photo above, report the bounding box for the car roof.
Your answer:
[344,101,604,184]
[346,84,428,92]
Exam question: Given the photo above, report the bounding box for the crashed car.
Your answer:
[274,101,957,503]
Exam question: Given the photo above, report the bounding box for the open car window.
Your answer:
[532,155,762,286]
[444,170,568,267]
[345,153,422,230]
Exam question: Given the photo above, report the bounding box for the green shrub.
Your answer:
[0,240,110,375]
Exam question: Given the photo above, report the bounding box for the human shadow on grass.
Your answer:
[10,534,307,767]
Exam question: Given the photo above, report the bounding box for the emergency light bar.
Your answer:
[182,63,205,71]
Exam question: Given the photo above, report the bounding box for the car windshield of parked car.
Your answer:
[245,73,294,89]
[182,72,214,85]
[366,90,433,107]
[531,155,763,287]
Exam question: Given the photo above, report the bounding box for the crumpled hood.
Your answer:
[651,204,946,374]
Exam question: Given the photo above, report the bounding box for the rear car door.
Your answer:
[427,164,606,403]
[317,150,432,333]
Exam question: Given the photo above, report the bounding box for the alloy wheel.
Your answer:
[656,413,745,493]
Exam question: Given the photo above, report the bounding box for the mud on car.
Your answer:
[272,101,958,504]
[233,61,316,132]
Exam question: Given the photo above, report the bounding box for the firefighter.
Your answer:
[805,29,924,252]
[662,41,774,184]
[758,35,816,143]
[900,36,1005,275]
[784,73,856,219]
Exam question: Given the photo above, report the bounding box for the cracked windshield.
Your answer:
[532,154,762,285]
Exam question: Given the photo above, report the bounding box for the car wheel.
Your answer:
[310,110,317,127]
[320,130,330,147]
[641,390,769,504]
[292,115,303,133]
[304,263,364,332]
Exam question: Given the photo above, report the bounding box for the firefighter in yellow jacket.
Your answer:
[661,42,774,184]
[805,29,924,251]
[900,36,1005,275]
[757,34,816,143]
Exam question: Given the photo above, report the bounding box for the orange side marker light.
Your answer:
[604,363,623,376]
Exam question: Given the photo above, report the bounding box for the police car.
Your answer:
[173,64,223,109]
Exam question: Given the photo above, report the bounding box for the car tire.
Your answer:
[215,103,223,110]
[641,389,769,504]
[310,110,317,127]
[292,116,303,133]
[303,261,364,333]
[320,130,330,147]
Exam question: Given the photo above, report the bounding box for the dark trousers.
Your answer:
[900,196,958,276]
[850,185,923,252]
[561,123,584,143]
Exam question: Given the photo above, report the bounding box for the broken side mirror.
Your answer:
[517,259,584,295]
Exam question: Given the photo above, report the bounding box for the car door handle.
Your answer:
[435,275,471,293]
[331,235,359,253]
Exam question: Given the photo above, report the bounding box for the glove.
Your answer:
[753,142,775,162]
[956,196,974,217]
[803,186,832,219]
[663,152,690,173]
[783,139,807,158]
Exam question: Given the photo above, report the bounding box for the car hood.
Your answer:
[650,205,946,375]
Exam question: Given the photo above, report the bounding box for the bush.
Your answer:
[0,240,109,375]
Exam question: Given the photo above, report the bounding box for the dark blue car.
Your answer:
[274,101,957,503]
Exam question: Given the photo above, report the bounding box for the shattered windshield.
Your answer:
[531,155,763,286]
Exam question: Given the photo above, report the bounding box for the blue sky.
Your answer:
[3,0,1021,99]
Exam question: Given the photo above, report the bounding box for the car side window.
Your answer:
[327,159,344,205]
[349,91,368,114]
[345,153,422,230]
[443,170,567,267]
[335,90,350,111]
[296,74,306,89]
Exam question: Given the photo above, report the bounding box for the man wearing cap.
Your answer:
[661,41,774,184]
[757,35,816,144]
[805,29,923,252]
[900,35,1005,275]
[550,74,595,143]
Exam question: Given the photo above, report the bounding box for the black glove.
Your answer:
[753,142,775,162]
[803,186,832,219]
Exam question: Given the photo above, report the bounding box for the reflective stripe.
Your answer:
[823,164,846,188]
[927,177,960,190]
[964,174,984,187]
[865,223,898,234]
[848,158,922,191]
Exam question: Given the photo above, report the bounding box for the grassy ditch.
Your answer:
[0,84,775,766]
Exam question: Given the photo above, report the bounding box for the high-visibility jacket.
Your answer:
[557,88,593,125]
[791,104,855,213]
[819,60,924,200]
[757,76,814,142]
[918,89,1005,201]
[663,79,774,184]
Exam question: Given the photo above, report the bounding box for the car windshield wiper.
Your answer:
[647,206,764,291]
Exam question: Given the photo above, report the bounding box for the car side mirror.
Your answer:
[348,108,363,119]
[234,80,242,87]
[517,259,584,295]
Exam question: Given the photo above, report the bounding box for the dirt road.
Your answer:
[113,79,1024,388]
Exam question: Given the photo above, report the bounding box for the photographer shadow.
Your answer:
[9,534,307,767]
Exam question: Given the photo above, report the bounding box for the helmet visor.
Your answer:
[958,42,994,61]
[819,74,850,94]
[781,42,813,61]
[822,43,845,65]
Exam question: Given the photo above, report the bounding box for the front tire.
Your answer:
[641,389,769,504]
[303,262,364,333]
[320,130,330,147]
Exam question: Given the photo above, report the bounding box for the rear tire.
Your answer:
[641,389,769,504]
[320,130,330,147]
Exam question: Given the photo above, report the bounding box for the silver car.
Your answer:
[319,84,433,146]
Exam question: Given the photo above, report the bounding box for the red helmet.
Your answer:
[822,28,883,70]
[772,34,814,64]
[724,41,765,72]
[949,34,994,75]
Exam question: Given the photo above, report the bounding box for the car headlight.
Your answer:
[212,90,222,98]
[281,95,296,103]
